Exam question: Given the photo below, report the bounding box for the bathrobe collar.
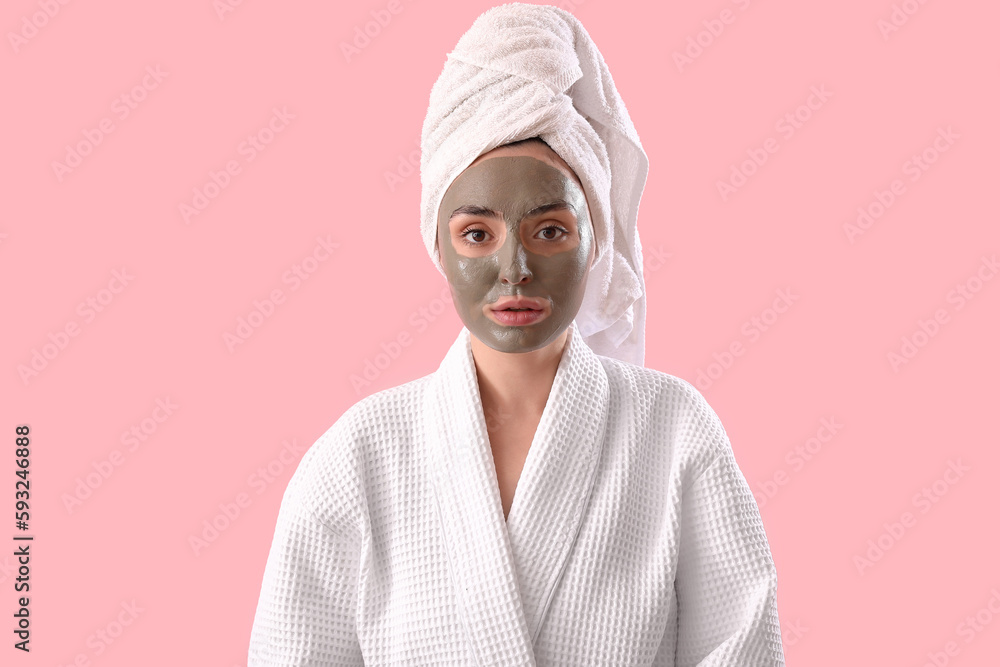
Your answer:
[424,320,611,665]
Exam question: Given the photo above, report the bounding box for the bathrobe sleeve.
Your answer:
[248,439,366,667]
[673,446,785,666]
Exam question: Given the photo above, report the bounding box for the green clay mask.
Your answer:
[437,155,594,353]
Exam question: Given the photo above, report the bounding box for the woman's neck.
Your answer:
[470,328,569,418]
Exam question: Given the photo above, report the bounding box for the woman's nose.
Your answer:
[498,236,531,284]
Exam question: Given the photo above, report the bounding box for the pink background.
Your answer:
[3,0,998,664]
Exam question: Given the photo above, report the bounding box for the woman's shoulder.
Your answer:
[340,372,435,431]
[596,354,733,473]
[284,374,435,528]
[597,354,717,415]
[308,372,434,461]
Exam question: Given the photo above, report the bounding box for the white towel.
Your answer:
[420,3,650,366]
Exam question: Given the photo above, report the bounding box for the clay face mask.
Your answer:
[437,155,594,353]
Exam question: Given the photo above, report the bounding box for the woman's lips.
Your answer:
[485,296,548,325]
[490,295,546,310]
[489,308,547,326]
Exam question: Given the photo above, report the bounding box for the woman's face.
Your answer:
[437,145,595,354]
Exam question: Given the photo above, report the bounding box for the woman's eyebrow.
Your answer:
[449,205,502,221]
[448,200,576,221]
[524,199,574,218]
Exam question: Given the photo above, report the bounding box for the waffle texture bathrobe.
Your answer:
[248,322,785,665]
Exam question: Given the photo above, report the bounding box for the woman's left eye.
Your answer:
[537,226,569,240]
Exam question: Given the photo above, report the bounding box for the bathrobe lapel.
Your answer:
[425,321,611,665]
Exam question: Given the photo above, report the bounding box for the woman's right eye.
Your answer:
[460,229,489,244]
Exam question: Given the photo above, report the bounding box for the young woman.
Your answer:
[249,5,785,665]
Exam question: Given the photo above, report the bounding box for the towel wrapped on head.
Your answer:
[420,2,650,366]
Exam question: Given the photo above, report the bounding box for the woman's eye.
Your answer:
[537,226,569,241]
[460,229,489,244]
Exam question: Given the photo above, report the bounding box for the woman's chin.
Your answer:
[469,321,569,356]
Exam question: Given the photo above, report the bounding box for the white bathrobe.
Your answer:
[248,322,785,666]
